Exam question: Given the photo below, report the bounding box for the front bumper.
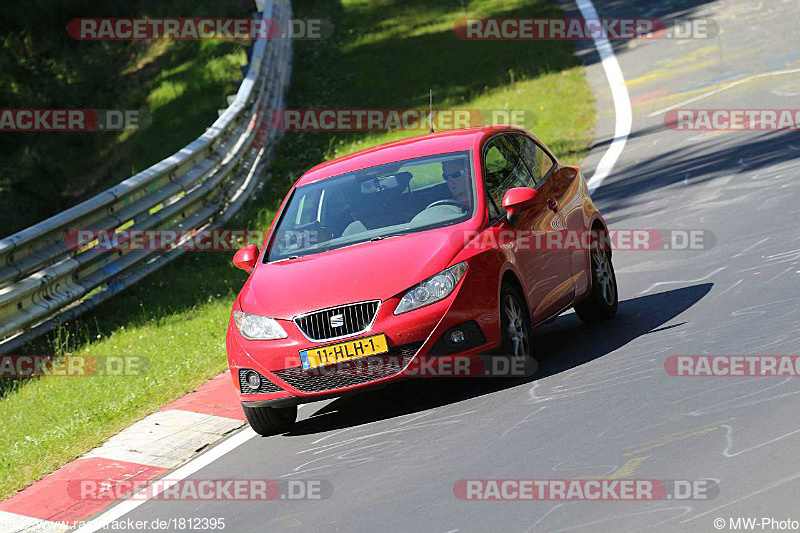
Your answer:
[226,266,502,406]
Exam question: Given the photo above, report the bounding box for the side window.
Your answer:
[485,145,508,173]
[485,187,501,220]
[482,136,534,208]
[510,135,555,186]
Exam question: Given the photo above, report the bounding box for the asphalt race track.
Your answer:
[86,0,800,530]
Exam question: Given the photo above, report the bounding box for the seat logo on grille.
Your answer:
[329,314,345,328]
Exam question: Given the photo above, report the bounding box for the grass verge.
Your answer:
[0,2,248,237]
[0,0,595,501]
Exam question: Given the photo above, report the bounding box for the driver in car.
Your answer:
[441,158,472,211]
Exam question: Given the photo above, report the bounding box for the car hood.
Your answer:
[238,224,472,319]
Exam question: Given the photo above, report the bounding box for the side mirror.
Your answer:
[233,244,259,272]
[501,187,539,223]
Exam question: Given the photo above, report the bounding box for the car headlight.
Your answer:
[233,310,288,340]
[395,261,468,315]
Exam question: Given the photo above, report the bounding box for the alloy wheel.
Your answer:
[592,249,616,306]
[504,294,530,357]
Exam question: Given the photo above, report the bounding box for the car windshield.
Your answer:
[267,151,475,262]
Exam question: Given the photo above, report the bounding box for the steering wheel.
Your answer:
[425,199,466,211]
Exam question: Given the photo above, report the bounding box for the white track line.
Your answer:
[576,0,632,194]
[647,67,800,118]
[73,427,258,533]
[73,403,319,532]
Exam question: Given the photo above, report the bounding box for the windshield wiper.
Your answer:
[269,254,301,263]
[370,231,410,241]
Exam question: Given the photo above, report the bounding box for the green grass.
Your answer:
[114,39,248,179]
[0,4,248,237]
[0,0,595,501]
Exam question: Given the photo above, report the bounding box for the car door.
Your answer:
[483,134,574,323]
[513,134,585,303]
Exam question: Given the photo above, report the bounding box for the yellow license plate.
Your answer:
[299,334,388,370]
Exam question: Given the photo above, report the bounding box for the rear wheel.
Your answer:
[575,246,618,323]
[500,283,538,375]
[242,404,297,436]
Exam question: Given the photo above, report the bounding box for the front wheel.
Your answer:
[575,247,618,323]
[242,403,297,436]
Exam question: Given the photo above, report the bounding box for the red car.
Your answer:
[226,125,617,435]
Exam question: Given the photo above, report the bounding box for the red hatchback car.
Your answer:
[226,125,618,435]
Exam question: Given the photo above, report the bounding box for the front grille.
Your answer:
[293,300,380,342]
[272,342,423,393]
[238,368,283,394]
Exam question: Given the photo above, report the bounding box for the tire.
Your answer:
[242,403,297,436]
[575,245,618,323]
[500,283,538,375]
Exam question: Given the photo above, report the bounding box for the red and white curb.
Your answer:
[0,372,245,532]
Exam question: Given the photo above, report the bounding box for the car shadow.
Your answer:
[284,283,712,437]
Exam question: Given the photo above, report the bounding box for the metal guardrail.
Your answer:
[0,0,293,354]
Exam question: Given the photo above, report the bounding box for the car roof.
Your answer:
[295,124,532,186]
